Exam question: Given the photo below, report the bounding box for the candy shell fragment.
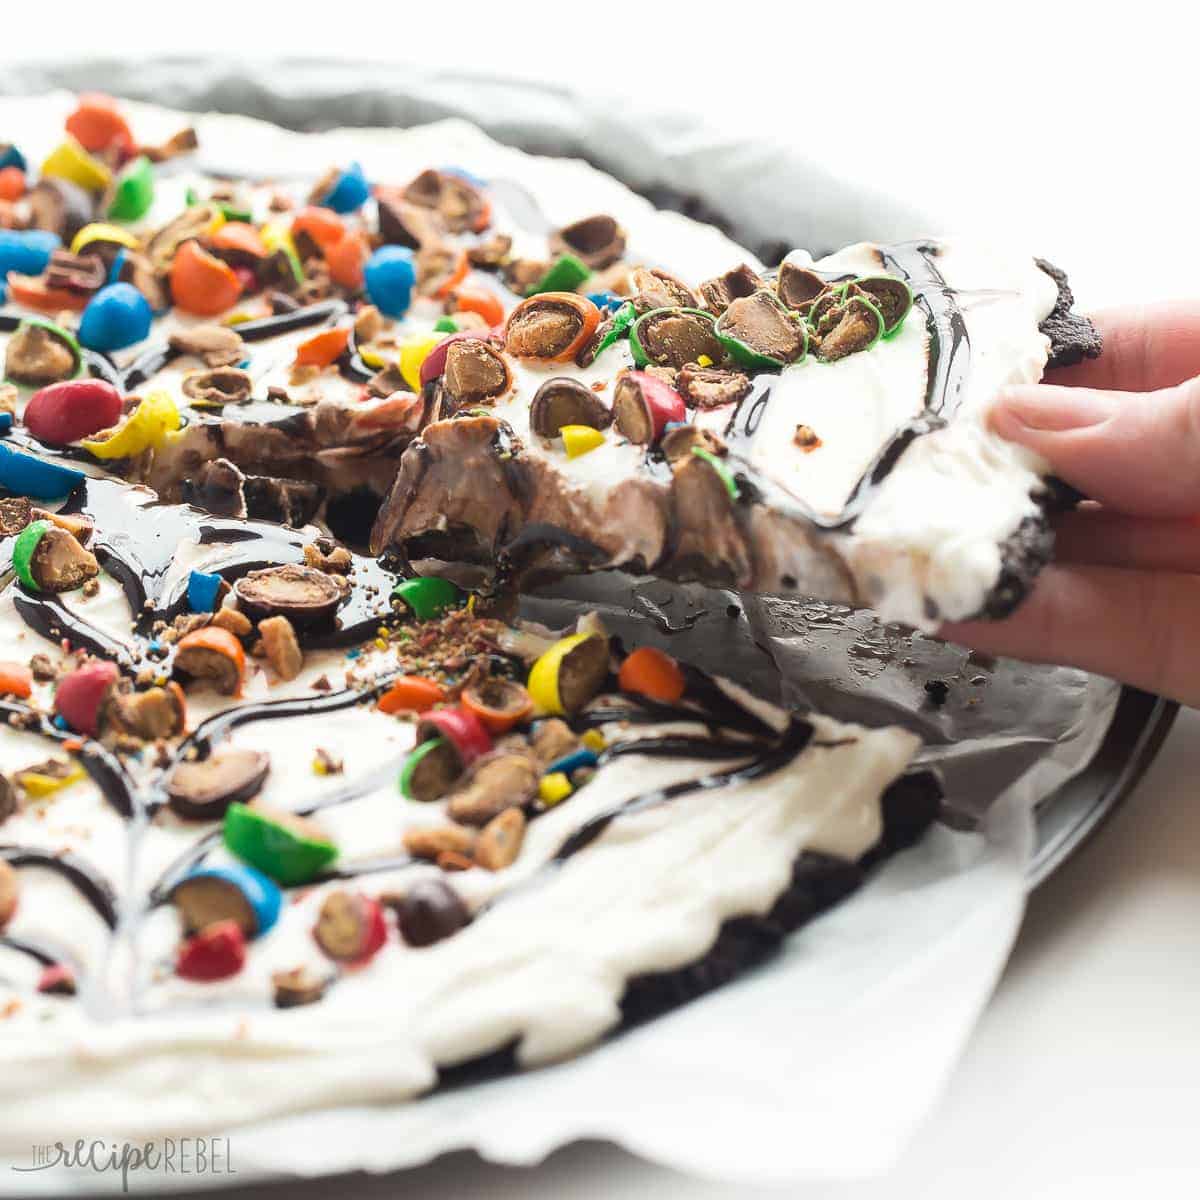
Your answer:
[223,801,337,886]
[12,520,98,594]
[107,155,155,222]
[171,864,283,938]
[364,246,416,318]
[313,890,387,963]
[392,576,462,621]
[41,137,112,193]
[0,444,84,500]
[527,632,610,716]
[176,918,246,982]
[78,282,153,352]
[561,424,606,458]
[54,659,119,736]
[81,390,180,459]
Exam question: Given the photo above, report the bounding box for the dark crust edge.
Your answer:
[434,771,943,1094]
[1036,257,1103,370]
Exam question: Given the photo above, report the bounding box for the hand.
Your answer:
[941,303,1200,707]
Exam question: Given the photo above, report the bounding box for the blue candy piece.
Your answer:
[319,162,370,214]
[187,569,225,613]
[107,248,127,285]
[174,865,283,938]
[439,164,487,188]
[364,245,416,318]
[0,279,6,305]
[586,290,623,313]
[0,443,84,499]
[0,145,25,172]
[0,229,60,279]
[78,283,153,353]
[0,413,12,436]
[546,747,600,778]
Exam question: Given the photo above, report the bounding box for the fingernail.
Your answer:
[990,386,1117,436]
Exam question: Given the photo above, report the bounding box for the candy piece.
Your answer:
[550,213,626,271]
[527,252,590,296]
[166,748,270,821]
[545,747,600,777]
[538,771,573,806]
[234,564,342,628]
[775,262,827,311]
[272,966,331,1009]
[181,366,252,406]
[329,233,371,293]
[106,155,154,222]
[612,371,686,445]
[5,271,91,314]
[377,675,447,715]
[81,390,179,461]
[70,223,139,262]
[41,137,112,193]
[315,163,370,215]
[415,244,468,300]
[36,963,76,995]
[449,286,504,328]
[390,877,470,947]
[529,377,612,438]
[173,626,245,696]
[433,316,458,333]
[104,682,187,741]
[715,291,808,370]
[857,275,914,336]
[0,663,33,699]
[12,521,98,594]
[399,737,462,803]
[444,752,539,826]
[403,168,491,234]
[258,615,303,682]
[223,801,337,885]
[4,317,82,386]
[24,378,123,446]
[692,447,741,500]
[630,307,724,370]
[581,729,608,753]
[176,919,246,982]
[527,632,610,717]
[418,706,492,767]
[313,890,387,963]
[392,576,462,621]
[78,282,153,352]
[814,295,885,362]
[618,645,686,703]
[0,229,60,277]
[0,860,18,929]
[290,206,346,252]
[170,239,242,317]
[294,327,350,368]
[54,659,119,736]
[171,864,283,938]
[364,246,416,318]
[186,569,227,613]
[460,677,533,734]
[0,444,83,500]
[504,292,601,362]
[0,166,22,202]
[441,338,511,405]
[16,759,85,797]
[474,807,527,871]
[417,329,491,387]
[561,424,606,458]
[0,144,25,172]
[402,823,477,861]
[65,94,134,156]
[398,333,444,392]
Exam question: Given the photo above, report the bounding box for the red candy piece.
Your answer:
[54,660,119,736]
[0,166,25,202]
[418,329,494,387]
[313,892,387,965]
[24,379,123,446]
[417,705,492,768]
[176,919,247,982]
[36,963,75,994]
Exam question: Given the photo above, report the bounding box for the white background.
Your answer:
[3,4,1198,1195]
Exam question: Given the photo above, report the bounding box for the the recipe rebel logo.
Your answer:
[10,1137,235,1191]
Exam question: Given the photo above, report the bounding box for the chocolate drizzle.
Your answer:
[0,845,118,928]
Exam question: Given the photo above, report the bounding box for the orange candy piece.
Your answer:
[294,326,351,368]
[170,239,243,317]
[65,93,134,156]
[210,222,267,260]
[377,675,446,715]
[451,286,504,328]
[5,273,90,313]
[0,166,25,202]
[326,232,368,290]
[291,206,346,253]
[431,248,469,300]
[0,662,33,699]
[175,626,246,696]
[617,646,686,704]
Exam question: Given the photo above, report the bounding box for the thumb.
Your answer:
[988,378,1200,517]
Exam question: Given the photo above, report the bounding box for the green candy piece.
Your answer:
[590,301,637,360]
[691,447,740,501]
[223,802,337,886]
[218,203,253,224]
[629,307,717,369]
[715,303,808,372]
[11,519,51,591]
[184,186,198,207]
[856,275,914,337]
[107,155,155,222]
[527,253,591,297]
[433,315,459,333]
[10,316,84,382]
[392,576,463,621]
[399,737,446,802]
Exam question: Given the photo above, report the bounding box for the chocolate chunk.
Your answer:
[120,251,169,312]
[313,891,378,961]
[501,257,551,294]
[630,267,701,311]
[814,296,884,362]
[549,214,626,271]
[467,233,512,271]
[414,242,464,298]
[181,459,247,519]
[699,263,763,315]
[234,565,342,627]
[353,305,384,345]
[145,204,221,271]
[474,807,526,871]
[167,749,270,821]
[660,423,726,464]
[635,308,724,370]
[27,177,94,241]
[717,291,807,365]
[243,476,324,528]
[676,364,752,410]
[403,169,488,234]
[794,423,822,451]
[403,823,477,861]
[529,718,580,765]
[5,322,77,386]
[181,367,253,406]
[210,607,251,637]
[169,324,245,368]
[29,526,99,594]
[141,126,198,163]
[446,752,540,827]
[776,262,826,310]
[103,685,185,742]
[0,498,33,538]
[529,377,612,437]
[43,249,106,297]
[443,339,511,405]
[390,877,470,947]
[555,635,610,715]
[367,361,407,399]
[378,193,444,249]
[272,966,332,1008]
[258,615,303,681]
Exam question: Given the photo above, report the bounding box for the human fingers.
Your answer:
[1052,508,1200,572]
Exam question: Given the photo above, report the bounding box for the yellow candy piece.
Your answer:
[41,138,113,193]
[399,334,445,392]
[697,354,714,368]
[311,756,327,776]
[528,632,595,717]
[359,345,394,370]
[581,729,608,753]
[561,424,606,458]
[538,772,573,806]
[222,310,258,326]
[18,763,85,799]
[70,222,141,256]
[81,391,180,460]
